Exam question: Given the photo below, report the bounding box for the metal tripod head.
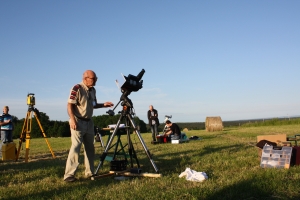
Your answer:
[106,89,134,117]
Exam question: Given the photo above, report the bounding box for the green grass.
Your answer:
[1,125,300,199]
[241,118,300,127]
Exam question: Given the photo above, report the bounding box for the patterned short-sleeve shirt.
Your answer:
[68,81,97,119]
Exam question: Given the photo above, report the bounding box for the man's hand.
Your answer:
[104,102,114,107]
[69,118,77,130]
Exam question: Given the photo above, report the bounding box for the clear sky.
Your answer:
[1,1,299,123]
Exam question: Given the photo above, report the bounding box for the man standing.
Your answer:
[147,105,159,142]
[0,106,14,158]
[64,70,114,182]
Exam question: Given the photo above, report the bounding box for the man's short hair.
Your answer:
[165,120,171,124]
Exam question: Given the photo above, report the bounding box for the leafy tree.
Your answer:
[133,116,147,133]
[58,122,70,137]
[11,112,148,139]
[31,111,50,138]
[138,119,147,133]
[12,118,24,140]
[47,121,59,137]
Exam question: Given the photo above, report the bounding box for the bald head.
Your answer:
[83,70,98,87]
[149,105,154,110]
[83,70,96,79]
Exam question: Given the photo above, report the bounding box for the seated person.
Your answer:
[164,120,181,140]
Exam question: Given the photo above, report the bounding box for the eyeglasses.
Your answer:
[86,77,98,81]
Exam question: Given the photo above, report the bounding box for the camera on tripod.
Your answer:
[27,93,35,106]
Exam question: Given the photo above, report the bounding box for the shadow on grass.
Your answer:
[0,157,66,185]
[4,174,121,200]
[0,153,126,200]
[203,177,300,200]
[151,142,253,175]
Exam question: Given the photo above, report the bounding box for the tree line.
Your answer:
[9,112,148,139]
[9,112,209,140]
[10,112,289,139]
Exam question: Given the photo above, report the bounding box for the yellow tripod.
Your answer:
[16,93,55,162]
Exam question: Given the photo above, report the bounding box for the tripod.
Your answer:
[16,104,56,162]
[94,126,105,148]
[93,92,159,179]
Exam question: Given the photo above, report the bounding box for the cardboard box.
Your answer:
[257,134,287,159]
[257,134,287,144]
[2,142,16,161]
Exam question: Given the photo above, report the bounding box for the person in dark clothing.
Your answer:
[164,120,181,140]
[147,105,159,142]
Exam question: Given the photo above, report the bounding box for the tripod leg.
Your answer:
[24,111,33,163]
[94,115,123,175]
[16,111,30,161]
[99,133,105,148]
[33,112,56,159]
[125,118,133,167]
[25,132,31,163]
[127,113,159,173]
[125,118,140,169]
[128,136,140,169]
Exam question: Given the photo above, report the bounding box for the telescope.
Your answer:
[108,69,145,116]
[115,69,145,94]
[94,68,160,178]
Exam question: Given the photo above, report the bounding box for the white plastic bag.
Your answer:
[179,167,208,182]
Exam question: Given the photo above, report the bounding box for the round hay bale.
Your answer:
[183,128,189,132]
[205,116,223,132]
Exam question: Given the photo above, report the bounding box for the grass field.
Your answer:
[1,125,300,200]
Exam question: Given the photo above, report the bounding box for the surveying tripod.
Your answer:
[93,91,159,179]
[16,93,55,162]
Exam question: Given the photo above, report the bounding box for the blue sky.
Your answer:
[0,1,299,123]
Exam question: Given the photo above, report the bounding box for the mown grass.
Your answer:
[1,125,300,200]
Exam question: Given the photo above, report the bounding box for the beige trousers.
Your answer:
[64,119,95,180]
